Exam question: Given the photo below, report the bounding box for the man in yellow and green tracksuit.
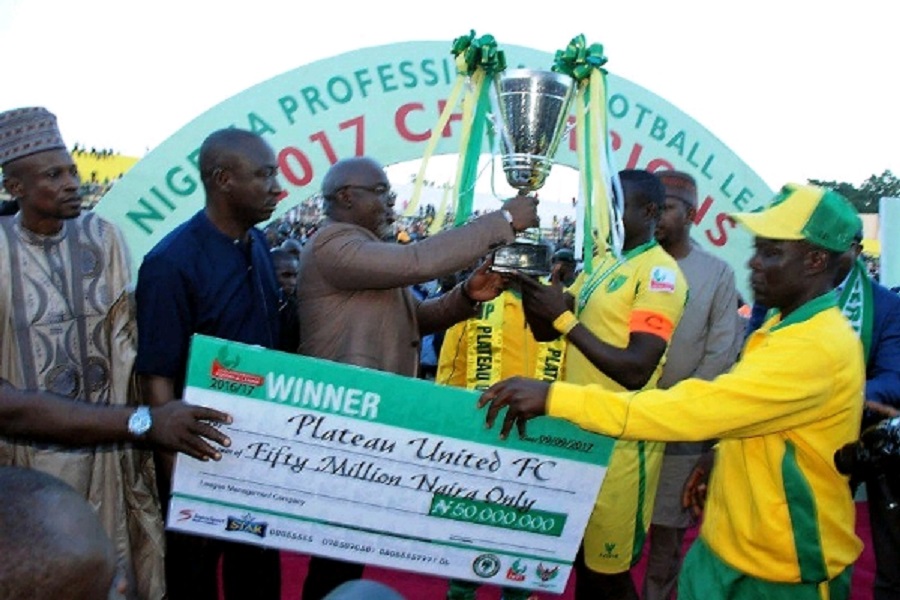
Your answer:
[438,287,566,600]
[480,183,865,600]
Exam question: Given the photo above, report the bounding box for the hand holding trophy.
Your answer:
[499,193,540,233]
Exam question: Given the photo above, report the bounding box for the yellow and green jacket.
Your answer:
[548,293,864,583]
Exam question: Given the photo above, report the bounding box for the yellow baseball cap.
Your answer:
[731,183,860,252]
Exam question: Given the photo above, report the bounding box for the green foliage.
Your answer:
[808,170,900,213]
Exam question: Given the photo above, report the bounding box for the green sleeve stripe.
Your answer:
[682,538,852,598]
[782,441,828,582]
[631,441,648,565]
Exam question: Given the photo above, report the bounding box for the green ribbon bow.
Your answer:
[552,34,607,82]
[452,31,507,76]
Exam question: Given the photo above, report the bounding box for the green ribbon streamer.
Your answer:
[580,93,596,272]
[552,34,607,82]
[409,31,506,226]
[455,80,493,226]
[553,33,611,269]
[449,30,506,226]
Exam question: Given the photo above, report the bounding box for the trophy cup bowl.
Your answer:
[491,69,576,277]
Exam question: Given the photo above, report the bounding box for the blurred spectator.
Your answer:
[0,466,125,600]
[271,247,301,353]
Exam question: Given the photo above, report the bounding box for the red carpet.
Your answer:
[271,501,876,599]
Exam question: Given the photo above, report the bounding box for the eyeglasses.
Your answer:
[340,184,396,202]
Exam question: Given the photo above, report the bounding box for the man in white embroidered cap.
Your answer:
[479,183,866,599]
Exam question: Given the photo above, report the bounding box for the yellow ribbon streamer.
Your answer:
[574,86,595,273]
[404,53,470,217]
[429,184,454,234]
[588,68,613,262]
[408,34,506,221]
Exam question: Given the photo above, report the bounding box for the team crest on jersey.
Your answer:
[606,274,628,292]
[648,267,676,293]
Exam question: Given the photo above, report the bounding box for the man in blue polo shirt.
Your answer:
[135,128,285,600]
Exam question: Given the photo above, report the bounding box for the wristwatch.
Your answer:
[128,406,153,438]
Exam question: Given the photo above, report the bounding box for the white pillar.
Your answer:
[879,197,900,289]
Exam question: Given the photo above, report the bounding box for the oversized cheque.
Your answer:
[168,335,612,593]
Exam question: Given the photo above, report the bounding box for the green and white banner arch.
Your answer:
[94,40,773,299]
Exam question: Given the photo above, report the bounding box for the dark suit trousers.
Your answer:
[868,476,900,600]
[165,530,281,600]
[301,556,365,600]
[157,460,280,600]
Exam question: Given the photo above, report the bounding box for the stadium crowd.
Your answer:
[262,196,579,261]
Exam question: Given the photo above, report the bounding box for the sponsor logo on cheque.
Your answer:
[225,513,268,538]
[472,553,501,578]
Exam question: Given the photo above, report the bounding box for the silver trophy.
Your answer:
[492,68,575,276]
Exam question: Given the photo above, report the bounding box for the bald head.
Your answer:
[321,157,395,237]
[321,157,385,200]
[197,128,282,235]
[199,128,270,187]
[0,467,118,600]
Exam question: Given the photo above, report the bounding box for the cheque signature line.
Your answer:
[197,470,423,518]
